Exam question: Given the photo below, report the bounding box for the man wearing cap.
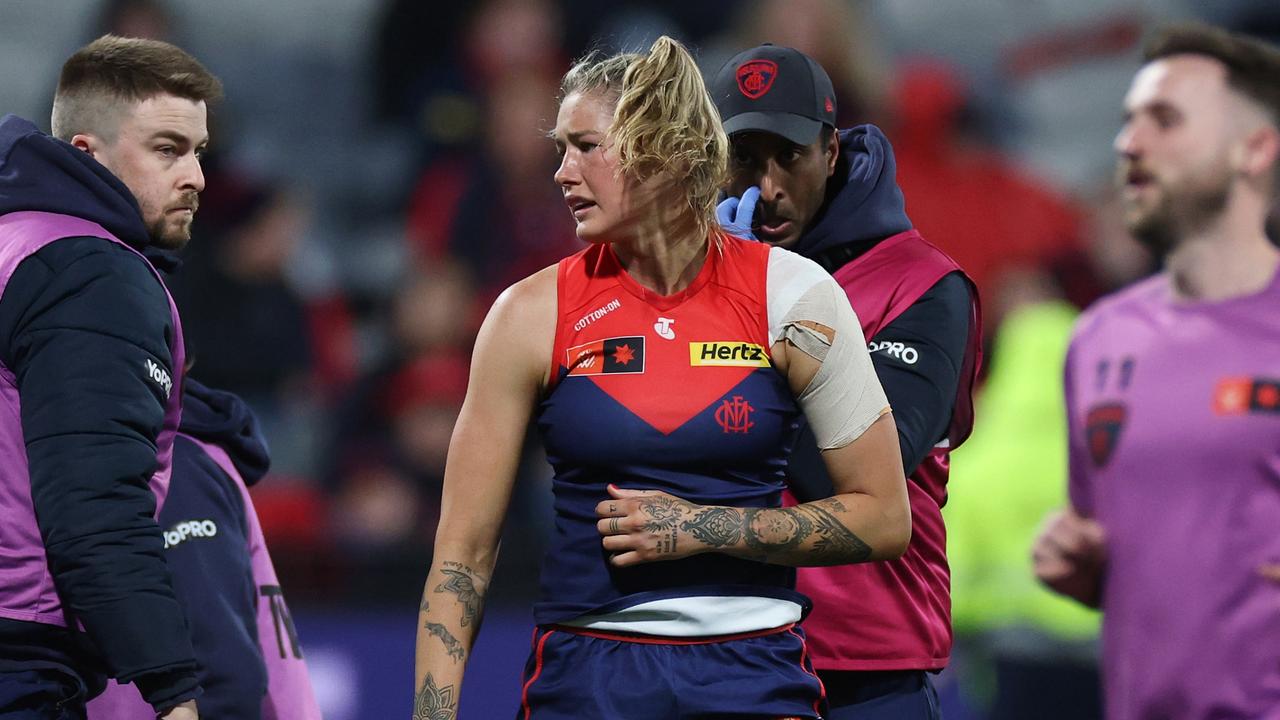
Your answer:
[711,45,982,719]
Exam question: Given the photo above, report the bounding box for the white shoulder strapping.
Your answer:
[767,247,890,450]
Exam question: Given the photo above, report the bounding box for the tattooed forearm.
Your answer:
[681,507,743,547]
[434,562,483,627]
[743,507,813,554]
[413,673,457,720]
[803,500,872,562]
[740,499,872,564]
[423,621,465,663]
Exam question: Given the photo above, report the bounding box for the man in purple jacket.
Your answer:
[0,35,220,720]
[1034,23,1280,719]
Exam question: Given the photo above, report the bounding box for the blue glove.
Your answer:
[716,186,761,240]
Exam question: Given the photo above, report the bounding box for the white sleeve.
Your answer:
[767,247,891,450]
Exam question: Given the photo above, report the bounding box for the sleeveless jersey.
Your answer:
[534,236,808,630]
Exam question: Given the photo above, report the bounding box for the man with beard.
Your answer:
[0,35,220,719]
[1033,23,1280,719]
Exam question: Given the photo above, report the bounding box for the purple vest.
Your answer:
[0,210,184,627]
[87,436,322,720]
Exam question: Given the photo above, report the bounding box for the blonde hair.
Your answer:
[560,36,728,241]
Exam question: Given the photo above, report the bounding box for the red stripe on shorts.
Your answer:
[788,627,826,717]
[520,628,555,720]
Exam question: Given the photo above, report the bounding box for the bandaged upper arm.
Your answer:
[767,248,891,450]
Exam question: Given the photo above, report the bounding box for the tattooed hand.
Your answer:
[595,485,703,566]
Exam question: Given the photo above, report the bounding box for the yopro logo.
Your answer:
[145,358,173,399]
[163,519,218,549]
[868,340,919,365]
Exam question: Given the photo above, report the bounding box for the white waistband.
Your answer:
[559,595,804,637]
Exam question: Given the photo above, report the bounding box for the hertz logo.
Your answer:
[689,342,770,367]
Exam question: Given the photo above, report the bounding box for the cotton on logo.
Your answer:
[654,317,676,340]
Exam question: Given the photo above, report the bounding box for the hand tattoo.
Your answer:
[413,673,457,720]
[435,563,482,628]
[638,497,688,530]
[681,507,743,548]
[424,621,465,663]
[640,497,688,555]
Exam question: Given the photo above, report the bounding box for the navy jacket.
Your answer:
[788,125,973,498]
[0,114,199,708]
[160,379,271,719]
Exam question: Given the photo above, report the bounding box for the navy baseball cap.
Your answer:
[711,44,837,145]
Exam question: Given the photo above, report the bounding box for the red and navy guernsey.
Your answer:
[534,235,811,633]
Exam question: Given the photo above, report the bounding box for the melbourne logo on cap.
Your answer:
[736,60,777,99]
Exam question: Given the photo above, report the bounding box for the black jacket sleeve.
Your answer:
[788,272,973,501]
[0,237,200,709]
[159,437,267,719]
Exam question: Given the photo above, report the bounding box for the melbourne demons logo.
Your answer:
[1084,402,1127,468]
[736,60,777,99]
[715,395,755,433]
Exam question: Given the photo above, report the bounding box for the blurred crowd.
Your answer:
[5,0,1280,715]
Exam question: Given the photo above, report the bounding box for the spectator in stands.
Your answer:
[890,60,1086,343]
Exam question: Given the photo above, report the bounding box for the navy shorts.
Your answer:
[517,625,827,720]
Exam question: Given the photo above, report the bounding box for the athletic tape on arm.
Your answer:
[768,248,891,450]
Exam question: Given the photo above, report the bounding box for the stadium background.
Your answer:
[2,1,1277,717]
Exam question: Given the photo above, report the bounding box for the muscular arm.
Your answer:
[787,272,973,500]
[413,266,555,719]
[605,412,904,566]
[600,275,910,567]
